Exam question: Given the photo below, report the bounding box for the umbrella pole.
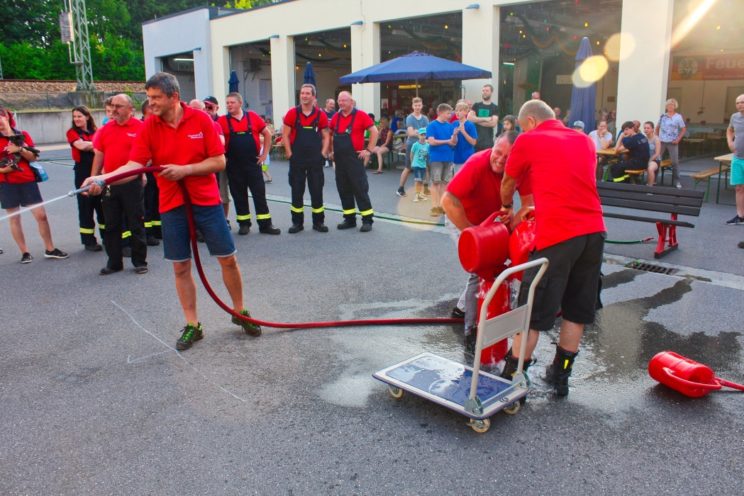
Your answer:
[415,79,419,98]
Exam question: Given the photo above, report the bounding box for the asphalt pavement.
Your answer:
[1,150,742,495]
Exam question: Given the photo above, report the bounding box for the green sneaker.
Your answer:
[232,309,261,337]
[176,322,204,351]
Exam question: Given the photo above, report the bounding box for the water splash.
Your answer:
[0,193,73,223]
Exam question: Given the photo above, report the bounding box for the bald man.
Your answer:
[498,99,605,397]
[91,93,148,275]
[328,91,377,232]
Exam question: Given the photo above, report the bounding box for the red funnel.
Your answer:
[648,351,744,398]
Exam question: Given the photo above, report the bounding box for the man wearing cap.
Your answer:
[572,121,586,133]
[328,91,377,232]
[282,84,330,233]
[217,92,280,235]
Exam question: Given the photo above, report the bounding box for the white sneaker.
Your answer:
[413,194,421,203]
[676,182,682,189]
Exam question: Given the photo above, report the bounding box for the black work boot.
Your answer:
[543,345,578,397]
[499,350,533,381]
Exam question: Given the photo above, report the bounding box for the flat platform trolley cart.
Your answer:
[373,258,549,433]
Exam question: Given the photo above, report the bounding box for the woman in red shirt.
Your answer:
[66,106,103,251]
[0,107,68,263]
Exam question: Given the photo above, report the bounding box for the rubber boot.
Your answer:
[543,345,578,397]
[499,350,532,380]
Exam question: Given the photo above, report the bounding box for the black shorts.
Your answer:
[519,232,605,331]
[0,182,43,209]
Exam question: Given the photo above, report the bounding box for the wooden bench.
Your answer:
[658,159,673,185]
[597,182,704,258]
[691,164,730,202]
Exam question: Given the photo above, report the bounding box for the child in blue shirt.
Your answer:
[410,128,430,202]
[453,101,477,174]
[426,103,457,216]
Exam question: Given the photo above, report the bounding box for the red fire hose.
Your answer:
[79,166,462,330]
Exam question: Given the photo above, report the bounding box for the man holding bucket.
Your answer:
[498,100,605,397]
[441,131,532,353]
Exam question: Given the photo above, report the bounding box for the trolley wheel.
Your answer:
[468,418,491,433]
[503,402,521,415]
[388,386,404,400]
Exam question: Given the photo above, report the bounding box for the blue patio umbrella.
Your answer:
[228,70,240,93]
[303,62,317,86]
[339,51,491,96]
[567,37,596,133]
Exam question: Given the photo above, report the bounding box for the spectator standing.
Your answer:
[328,91,377,232]
[83,72,262,350]
[655,98,687,188]
[0,107,68,263]
[453,101,477,174]
[644,121,662,186]
[468,84,499,151]
[611,121,650,180]
[426,103,458,217]
[141,100,161,246]
[204,96,230,219]
[371,116,392,174]
[323,98,336,168]
[217,92,280,236]
[66,105,104,251]
[501,115,517,134]
[409,128,429,202]
[396,97,429,197]
[281,83,330,234]
[91,94,148,275]
[261,117,274,183]
[499,100,605,397]
[727,94,744,228]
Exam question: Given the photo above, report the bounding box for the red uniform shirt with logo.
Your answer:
[217,111,265,151]
[93,118,143,173]
[66,128,95,163]
[282,106,329,144]
[447,148,533,226]
[505,119,605,250]
[329,109,374,152]
[0,131,36,184]
[129,103,224,213]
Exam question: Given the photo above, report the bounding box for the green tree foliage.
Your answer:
[0,0,276,81]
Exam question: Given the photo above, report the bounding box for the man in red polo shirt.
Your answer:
[91,93,148,276]
[328,91,377,232]
[499,100,606,396]
[442,130,532,352]
[217,92,280,236]
[282,83,330,233]
[83,72,261,351]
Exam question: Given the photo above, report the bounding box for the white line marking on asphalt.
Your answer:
[126,350,171,364]
[111,300,247,403]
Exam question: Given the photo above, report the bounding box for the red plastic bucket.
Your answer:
[509,217,536,269]
[458,212,509,279]
[648,351,720,398]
